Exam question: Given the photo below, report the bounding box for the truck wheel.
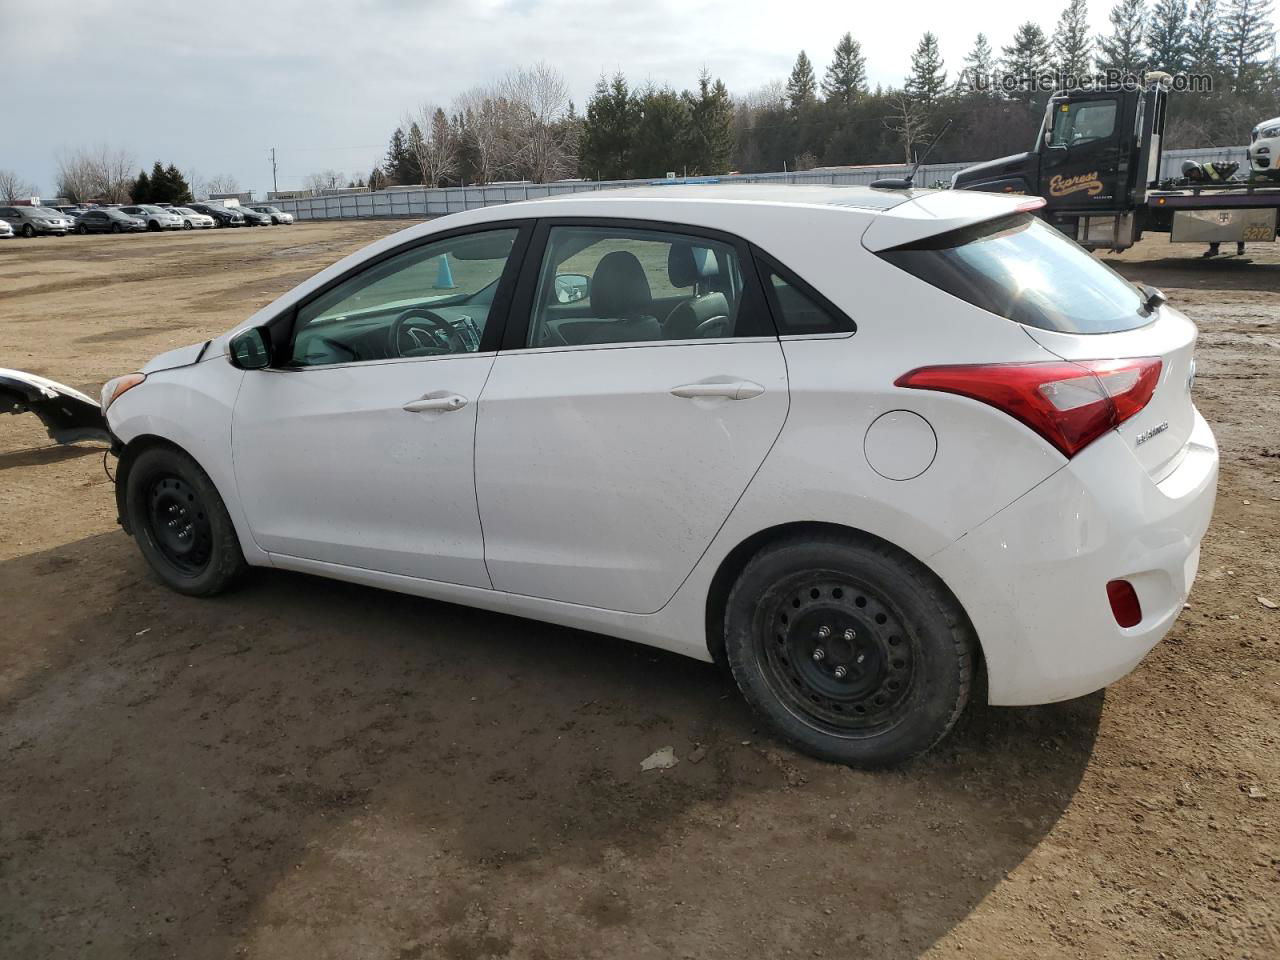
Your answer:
[724,533,974,767]
[125,446,247,597]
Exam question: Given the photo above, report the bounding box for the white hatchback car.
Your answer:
[102,185,1218,766]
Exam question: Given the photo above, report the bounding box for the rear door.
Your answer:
[474,219,788,615]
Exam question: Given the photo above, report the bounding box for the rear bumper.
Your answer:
[931,409,1218,705]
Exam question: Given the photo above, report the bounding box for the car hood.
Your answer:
[141,340,212,373]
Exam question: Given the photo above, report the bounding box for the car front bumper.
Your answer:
[930,409,1218,706]
[1249,137,1277,171]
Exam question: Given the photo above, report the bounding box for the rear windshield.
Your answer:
[878,213,1150,334]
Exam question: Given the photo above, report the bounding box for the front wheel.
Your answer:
[77,224,88,235]
[125,446,247,596]
[183,220,192,230]
[111,223,122,234]
[724,534,974,767]
[22,224,34,238]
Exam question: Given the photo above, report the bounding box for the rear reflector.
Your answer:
[895,357,1161,457]
[1106,579,1142,628]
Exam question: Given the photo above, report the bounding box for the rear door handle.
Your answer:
[403,393,468,413]
[670,379,765,401]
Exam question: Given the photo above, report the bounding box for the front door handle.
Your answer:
[670,379,765,401]
[403,393,468,413]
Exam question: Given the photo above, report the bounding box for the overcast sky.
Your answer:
[4,0,1272,198]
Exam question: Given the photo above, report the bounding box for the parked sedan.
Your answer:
[75,208,147,234]
[186,202,245,227]
[233,205,272,227]
[0,205,74,237]
[248,204,294,224]
[100,185,1218,767]
[170,206,216,229]
[120,205,184,231]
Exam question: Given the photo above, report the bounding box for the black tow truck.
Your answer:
[951,73,1280,252]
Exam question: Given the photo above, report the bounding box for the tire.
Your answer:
[111,223,122,234]
[272,216,280,225]
[147,220,159,232]
[125,446,247,596]
[77,224,88,235]
[22,223,34,238]
[214,218,224,228]
[724,533,974,767]
[183,220,192,230]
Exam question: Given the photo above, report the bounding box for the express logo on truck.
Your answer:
[1049,171,1104,197]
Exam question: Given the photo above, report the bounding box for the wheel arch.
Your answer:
[703,521,985,680]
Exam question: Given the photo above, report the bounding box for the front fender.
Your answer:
[107,358,268,565]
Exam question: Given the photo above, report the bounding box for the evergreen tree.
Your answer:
[1186,0,1223,68]
[131,169,151,203]
[1220,0,1275,89]
[821,33,868,103]
[368,166,387,191]
[1002,22,1053,103]
[406,122,428,184]
[163,163,191,202]
[1054,0,1095,81]
[579,72,640,180]
[1096,0,1150,75]
[383,127,416,185]
[786,50,818,109]
[632,85,693,177]
[961,33,998,93]
[1147,0,1191,70]
[906,32,948,107]
[685,69,735,174]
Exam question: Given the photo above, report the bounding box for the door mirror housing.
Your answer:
[554,273,590,304]
[228,326,272,369]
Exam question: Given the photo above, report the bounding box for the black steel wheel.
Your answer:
[143,474,213,576]
[125,445,247,596]
[725,533,974,767]
[758,574,916,736]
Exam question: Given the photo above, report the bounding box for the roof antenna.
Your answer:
[871,118,954,190]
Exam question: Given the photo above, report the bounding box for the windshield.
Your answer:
[878,213,1150,334]
[32,207,63,217]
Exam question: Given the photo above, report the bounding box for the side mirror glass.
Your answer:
[228,326,271,369]
[554,273,590,304]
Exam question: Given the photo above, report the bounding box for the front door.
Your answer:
[475,221,788,615]
[1040,94,1126,211]
[232,225,528,586]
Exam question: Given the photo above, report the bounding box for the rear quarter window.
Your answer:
[878,213,1151,334]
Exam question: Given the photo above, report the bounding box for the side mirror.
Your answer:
[554,273,590,304]
[228,326,272,369]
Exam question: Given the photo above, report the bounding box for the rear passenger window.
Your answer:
[525,225,772,348]
[760,263,855,336]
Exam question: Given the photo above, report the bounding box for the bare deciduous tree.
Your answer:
[53,146,134,202]
[502,63,578,183]
[302,170,345,194]
[407,104,458,187]
[0,169,36,202]
[884,92,931,164]
[455,85,519,184]
[206,174,242,195]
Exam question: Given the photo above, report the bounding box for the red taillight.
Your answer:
[895,357,1162,457]
[1106,579,1142,628]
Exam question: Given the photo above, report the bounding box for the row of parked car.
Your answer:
[0,202,295,238]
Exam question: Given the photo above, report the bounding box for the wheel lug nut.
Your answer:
[817,626,831,639]
[833,665,848,679]
[856,653,866,664]
[812,647,826,662]
[843,628,856,641]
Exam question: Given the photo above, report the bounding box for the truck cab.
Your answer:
[953,79,1168,250]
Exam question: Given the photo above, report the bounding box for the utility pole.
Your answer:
[270,148,278,196]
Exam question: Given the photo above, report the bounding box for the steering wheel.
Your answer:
[388,307,468,357]
[694,315,732,339]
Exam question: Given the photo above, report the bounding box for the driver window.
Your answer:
[290,228,518,366]
[1050,100,1117,147]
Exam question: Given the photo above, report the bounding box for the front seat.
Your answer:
[664,243,731,339]
[589,251,662,343]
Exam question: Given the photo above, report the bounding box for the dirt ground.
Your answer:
[1,221,1277,960]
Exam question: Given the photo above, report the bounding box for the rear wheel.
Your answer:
[125,446,247,596]
[724,533,974,767]
[76,224,88,235]
[111,223,122,234]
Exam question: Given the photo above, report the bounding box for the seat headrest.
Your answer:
[667,243,720,288]
[592,251,652,318]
